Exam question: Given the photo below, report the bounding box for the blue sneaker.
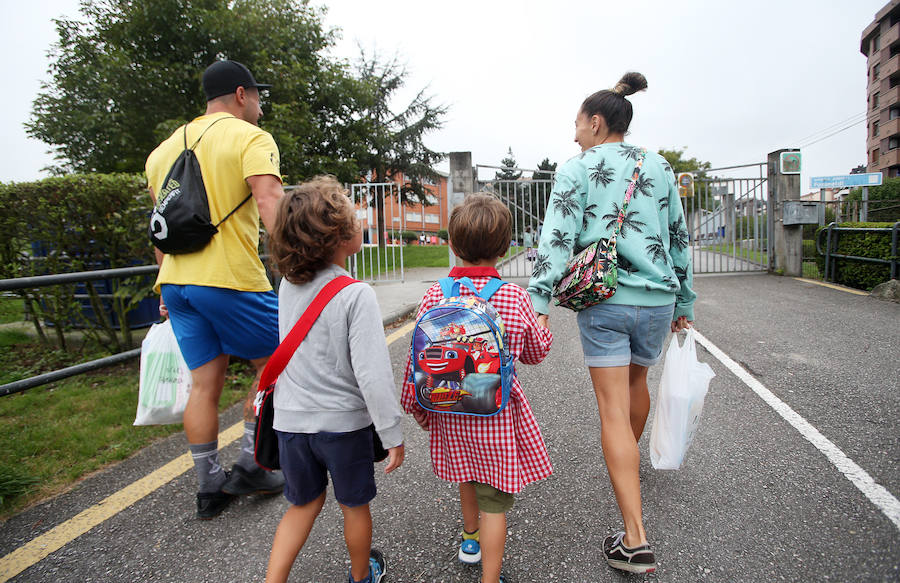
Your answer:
[369,548,386,583]
[458,534,481,564]
[348,549,385,583]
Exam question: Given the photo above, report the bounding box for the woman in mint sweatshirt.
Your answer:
[527,72,695,575]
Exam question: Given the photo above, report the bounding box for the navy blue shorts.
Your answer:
[161,284,278,369]
[276,427,377,508]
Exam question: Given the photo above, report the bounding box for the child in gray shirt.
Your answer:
[264,175,404,583]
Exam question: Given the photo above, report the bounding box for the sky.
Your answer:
[0,0,889,193]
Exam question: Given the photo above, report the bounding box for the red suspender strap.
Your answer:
[257,275,357,391]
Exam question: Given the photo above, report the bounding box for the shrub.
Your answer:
[437,229,448,241]
[0,174,154,350]
[845,178,900,222]
[400,230,419,244]
[814,222,896,291]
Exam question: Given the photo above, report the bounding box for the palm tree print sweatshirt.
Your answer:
[527,143,695,320]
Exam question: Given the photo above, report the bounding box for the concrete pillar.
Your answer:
[448,152,474,266]
[767,149,802,276]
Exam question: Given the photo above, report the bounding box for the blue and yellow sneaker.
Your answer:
[458,529,481,564]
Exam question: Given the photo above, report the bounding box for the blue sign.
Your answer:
[810,173,883,189]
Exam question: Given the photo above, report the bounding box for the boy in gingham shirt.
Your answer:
[402,193,553,583]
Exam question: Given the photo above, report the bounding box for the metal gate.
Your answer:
[686,167,769,273]
[479,161,770,278]
[348,183,405,283]
[480,174,554,279]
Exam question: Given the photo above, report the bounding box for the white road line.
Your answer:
[693,330,900,531]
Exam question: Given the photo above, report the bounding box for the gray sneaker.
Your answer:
[221,464,284,496]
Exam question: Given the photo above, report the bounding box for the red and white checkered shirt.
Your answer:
[401,267,554,493]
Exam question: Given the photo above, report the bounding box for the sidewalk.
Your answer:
[371,266,448,325]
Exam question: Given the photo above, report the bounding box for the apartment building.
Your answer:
[862,0,900,177]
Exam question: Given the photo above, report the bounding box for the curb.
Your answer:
[381,302,419,327]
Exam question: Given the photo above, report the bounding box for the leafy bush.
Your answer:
[400,230,419,244]
[814,222,895,291]
[845,178,900,222]
[0,174,154,350]
[437,229,449,241]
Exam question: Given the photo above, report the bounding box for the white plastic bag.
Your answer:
[649,328,715,470]
[134,320,192,425]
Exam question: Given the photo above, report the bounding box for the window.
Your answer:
[872,147,880,163]
[874,63,881,79]
[891,108,900,120]
[874,34,881,51]
[873,92,880,110]
[890,137,900,150]
[874,121,880,137]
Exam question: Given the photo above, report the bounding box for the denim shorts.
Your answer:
[276,427,377,508]
[161,284,278,369]
[576,303,675,368]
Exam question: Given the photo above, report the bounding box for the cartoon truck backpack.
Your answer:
[410,276,514,416]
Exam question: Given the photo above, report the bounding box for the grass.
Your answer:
[348,244,452,279]
[0,336,255,518]
[0,296,24,324]
[702,243,767,265]
[802,261,822,279]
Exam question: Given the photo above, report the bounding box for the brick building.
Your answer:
[862,0,900,177]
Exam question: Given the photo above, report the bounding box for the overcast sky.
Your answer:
[1,0,888,192]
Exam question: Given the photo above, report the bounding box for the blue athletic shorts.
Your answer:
[160,284,278,369]
[276,427,377,508]
[576,303,675,368]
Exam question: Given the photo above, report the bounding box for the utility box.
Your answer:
[782,201,820,225]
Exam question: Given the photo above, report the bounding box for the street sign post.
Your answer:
[780,151,801,174]
[809,173,883,189]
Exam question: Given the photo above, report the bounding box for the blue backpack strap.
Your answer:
[438,276,456,298]
[440,276,481,297]
[478,278,505,301]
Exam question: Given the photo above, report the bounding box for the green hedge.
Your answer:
[814,222,896,291]
[0,174,154,350]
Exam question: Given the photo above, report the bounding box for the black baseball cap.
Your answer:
[202,60,271,101]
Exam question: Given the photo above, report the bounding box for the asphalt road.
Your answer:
[1,274,898,582]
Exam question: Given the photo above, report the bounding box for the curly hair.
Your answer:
[449,193,511,263]
[269,176,358,284]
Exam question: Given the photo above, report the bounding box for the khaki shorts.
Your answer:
[471,481,515,514]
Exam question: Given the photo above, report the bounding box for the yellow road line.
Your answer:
[385,320,415,346]
[793,277,869,296]
[0,324,414,582]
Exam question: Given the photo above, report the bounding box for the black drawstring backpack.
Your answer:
[148,116,252,254]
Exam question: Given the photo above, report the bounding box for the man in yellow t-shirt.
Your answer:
[145,60,285,520]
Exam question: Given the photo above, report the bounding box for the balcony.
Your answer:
[882,22,900,50]
[880,53,900,80]
[877,147,900,169]
[881,116,900,138]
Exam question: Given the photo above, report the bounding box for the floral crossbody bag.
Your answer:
[552,148,647,311]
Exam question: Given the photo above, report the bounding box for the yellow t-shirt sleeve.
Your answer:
[242,132,281,181]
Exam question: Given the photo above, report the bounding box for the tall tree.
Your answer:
[526,157,556,225]
[495,148,522,181]
[352,51,447,247]
[27,0,370,182]
[658,147,712,177]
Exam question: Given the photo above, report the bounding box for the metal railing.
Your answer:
[816,222,899,283]
[0,265,162,397]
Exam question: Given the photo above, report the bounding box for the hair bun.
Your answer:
[613,72,648,97]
